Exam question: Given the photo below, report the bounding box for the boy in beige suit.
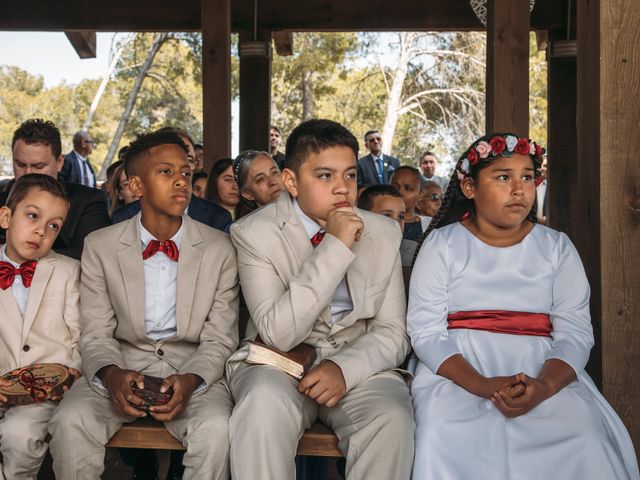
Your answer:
[49,130,239,480]
[228,119,415,479]
[0,174,81,480]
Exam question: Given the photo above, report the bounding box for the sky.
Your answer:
[0,32,115,87]
[0,31,242,154]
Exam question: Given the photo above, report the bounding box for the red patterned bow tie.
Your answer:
[142,240,179,261]
[0,260,37,289]
[310,230,325,247]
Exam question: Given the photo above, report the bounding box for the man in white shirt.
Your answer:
[418,151,449,191]
[60,131,97,188]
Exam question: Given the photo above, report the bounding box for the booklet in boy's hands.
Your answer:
[246,336,317,380]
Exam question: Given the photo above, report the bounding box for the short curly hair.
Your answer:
[124,130,189,177]
[11,119,62,158]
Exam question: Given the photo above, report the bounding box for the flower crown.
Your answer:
[456,134,545,185]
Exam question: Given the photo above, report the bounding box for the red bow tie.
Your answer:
[310,230,325,247]
[0,260,37,289]
[142,240,179,261]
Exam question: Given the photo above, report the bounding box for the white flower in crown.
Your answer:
[505,135,518,152]
[460,158,470,173]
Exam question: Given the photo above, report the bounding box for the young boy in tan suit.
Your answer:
[228,119,415,479]
[0,174,81,480]
[49,130,239,479]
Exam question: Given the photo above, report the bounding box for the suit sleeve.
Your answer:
[325,251,410,391]
[357,160,367,187]
[231,223,356,352]
[78,236,126,382]
[179,241,239,387]
[57,189,110,260]
[63,261,83,372]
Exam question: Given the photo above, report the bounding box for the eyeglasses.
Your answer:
[368,137,382,143]
[429,193,442,201]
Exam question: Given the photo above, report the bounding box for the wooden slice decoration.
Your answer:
[0,363,72,406]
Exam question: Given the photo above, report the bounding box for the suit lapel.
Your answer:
[336,221,371,329]
[117,218,147,341]
[176,217,203,337]
[0,284,23,335]
[277,193,313,269]
[22,253,55,343]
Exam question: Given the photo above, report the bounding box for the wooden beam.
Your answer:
[591,0,640,452]
[485,0,530,136]
[64,31,96,58]
[273,31,293,56]
[0,0,565,32]
[202,0,231,171]
[239,30,272,152]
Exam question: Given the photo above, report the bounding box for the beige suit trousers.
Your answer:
[0,401,57,480]
[48,361,232,480]
[229,364,415,480]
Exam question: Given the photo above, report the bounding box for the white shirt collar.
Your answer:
[74,150,87,162]
[1,245,19,267]
[137,213,185,248]
[293,199,322,240]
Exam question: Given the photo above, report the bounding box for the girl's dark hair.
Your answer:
[205,158,233,204]
[411,132,544,265]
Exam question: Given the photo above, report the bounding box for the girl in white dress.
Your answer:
[408,133,639,479]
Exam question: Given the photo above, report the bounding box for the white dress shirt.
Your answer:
[74,150,95,187]
[293,199,353,323]
[138,216,184,341]
[1,245,29,317]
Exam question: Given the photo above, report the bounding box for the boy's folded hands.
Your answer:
[149,373,202,421]
[298,360,347,408]
[99,365,148,418]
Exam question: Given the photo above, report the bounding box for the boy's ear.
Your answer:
[127,175,144,198]
[460,177,475,200]
[0,206,11,229]
[281,168,298,198]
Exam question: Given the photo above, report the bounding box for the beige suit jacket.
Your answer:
[228,192,409,391]
[79,214,239,393]
[0,249,81,376]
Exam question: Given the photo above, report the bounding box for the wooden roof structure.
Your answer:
[2,0,638,452]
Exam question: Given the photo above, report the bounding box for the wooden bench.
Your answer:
[106,267,413,458]
[106,418,342,457]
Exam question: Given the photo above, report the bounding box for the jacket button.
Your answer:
[23,345,30,352]
[157,349,164,356]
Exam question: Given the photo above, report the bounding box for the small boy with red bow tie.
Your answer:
[0,173,81,480]
[49,130,239,479]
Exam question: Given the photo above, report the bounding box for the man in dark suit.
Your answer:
[59,130,97,188]
[2,119,110,260]
[357,129,401,187]
[269,126,286,170]
[111,194,233,233]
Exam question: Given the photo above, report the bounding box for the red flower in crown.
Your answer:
[535,143,543,158]
[489,136,506,155]
[514,138,530,156]
[467,148,479,165]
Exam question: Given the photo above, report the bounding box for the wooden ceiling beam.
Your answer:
[0,0,564,32]
[273,31,293,56]
[64,31,97,58]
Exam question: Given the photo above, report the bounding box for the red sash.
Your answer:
[447,310,552,337]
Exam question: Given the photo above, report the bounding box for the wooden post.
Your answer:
[239,30,272,152]
[486,0,530,136]
[579,0,640,451]
[202,0,231,173]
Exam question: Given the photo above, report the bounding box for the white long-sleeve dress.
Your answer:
[408,222,638,480]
